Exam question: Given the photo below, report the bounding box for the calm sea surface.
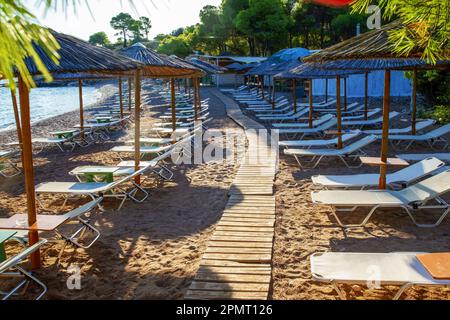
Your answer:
[0,86,101,131]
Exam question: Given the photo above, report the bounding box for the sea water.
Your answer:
[0,85,101,131]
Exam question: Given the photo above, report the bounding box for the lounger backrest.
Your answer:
[62,198,103,220]
[424,123,450,138]
[0,239,48,273]
[314,114,334,126]
[342,135,377,153]
[389,157,445,184]
[317,118,337,130]
[398,169,450,204]
[415,119,436,131]
[341,130,361,142]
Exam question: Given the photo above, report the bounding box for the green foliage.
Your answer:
[351,0,450,63]
[88,31,110,47]
[157,36,192,58]
[420,106,450,124]
[0,0,60,89]
[110,13,151,47]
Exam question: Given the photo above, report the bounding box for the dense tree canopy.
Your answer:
[88,32,110,47]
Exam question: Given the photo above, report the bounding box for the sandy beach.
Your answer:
[1,84,449,300]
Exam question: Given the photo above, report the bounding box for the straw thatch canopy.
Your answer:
[188,58,226,74]
[304,20,450,70]
[275,62,362,79]
[119,43,203,78]
[24,30,143,76]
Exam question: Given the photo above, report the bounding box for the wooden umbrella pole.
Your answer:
[379,70,391,190]
[261,76,265,100]
[78,79,84,139]
[10,89,23,148]
[197,78,202,120]
[18,76,41,269]
[344,77,347,111]
[292,79,297,113]
[134,70,141,185]
[119,77,123,119]
[193,78,197,121]
[128,77,132,112]
[309,79,313,128]
[171,78,176,133]
[411,68,418,135]
[336,75,343,149]
[325,78,328,103]
[271,78,276,110]
[364,72,369,120]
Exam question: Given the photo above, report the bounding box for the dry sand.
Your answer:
[0,84,244,299]
[1,84,449,300]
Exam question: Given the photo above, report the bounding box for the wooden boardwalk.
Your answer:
[185,90,277,300]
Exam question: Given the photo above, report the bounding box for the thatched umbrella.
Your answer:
[304,20,450,189]
[14,30,143,269]
[119,44,204,133]
[276,63,360,145]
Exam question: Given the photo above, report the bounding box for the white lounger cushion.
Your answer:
[397,153,450,162]
[364,119,435,135]
[311,157,445,188]
[258,108,309,120]
[277,118,337,135]
[385,123,450,141]
[311,169,450,206]
[279,131,360,148]
[311,252,450,285]
[110,145,171,153]
[273,114,334,128]
[343,112,399,126]
[285,135,377,157]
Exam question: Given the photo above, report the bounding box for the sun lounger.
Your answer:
[284,135,377,169]
[384,123,450,150]
[272,114,334,128]
[364,119,435,135]
[315,102,359,113]
[35,163,154,210]
[279,131,361,149]
[276,118,337,139]
[397,153,450,163]
[312,157,445,189]
[11,199,103,262]
[258,108,310,122]
[343,112,399,128]
[0,150,21,178]
[0,239,48,300]
[310,251,450,300]
[311,169,450,228]
[298,99,337,108]
[341,108,381,121]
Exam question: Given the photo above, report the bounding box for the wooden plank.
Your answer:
[189,281,270,292]
[198,266,271,274]
[194,273,270,284]
[213,231,273,238]
[206,247,272,254]
[208,241,273,248]
[200,260,271,268]
[202,253,271,262]
[211,235,273,243]
[217,220,274,227]
[184,290,267,300]
[215,226,273,232]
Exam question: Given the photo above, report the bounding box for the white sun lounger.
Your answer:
[312,157,445,189]
[258,108,310,122]
[315,102,359,113]
[341,108,381,121]
[384,123,450,150]
[284,135,377,169]
[272,114,334,128]
[364,119,435,135]
[0,239,48,300]
[397,153,450,163]
[277,118,337,139]
[0,150,21,178]
[298,99,337,108]
[343,112,399,128]
[279,131,361,149]
[35,164,153,211]
[310,252,450,300]
[311,169,450,228]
